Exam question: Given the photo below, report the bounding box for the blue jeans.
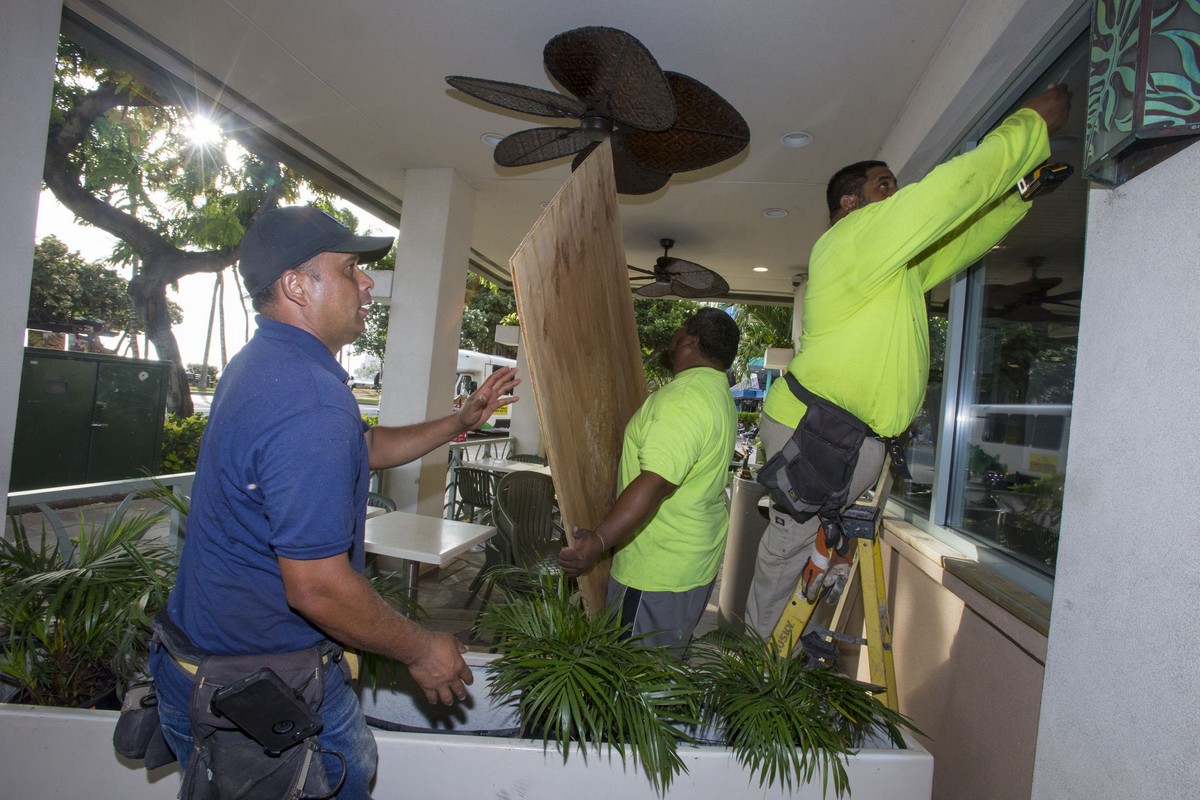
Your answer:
[150,645,379,798]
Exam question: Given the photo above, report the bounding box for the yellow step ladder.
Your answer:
[770,466,898,711]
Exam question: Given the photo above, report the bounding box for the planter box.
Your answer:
[0,654,932,799]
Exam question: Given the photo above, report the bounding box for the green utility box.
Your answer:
[11,348,170,491]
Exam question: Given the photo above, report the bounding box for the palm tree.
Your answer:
[731,304,794,380]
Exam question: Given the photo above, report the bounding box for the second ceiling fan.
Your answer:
[629,239,729,299]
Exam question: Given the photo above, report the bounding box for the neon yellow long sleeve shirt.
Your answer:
[762,108,1050,437]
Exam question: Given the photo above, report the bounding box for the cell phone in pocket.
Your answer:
[210,667,323,754]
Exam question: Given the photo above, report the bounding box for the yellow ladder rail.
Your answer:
[770,466,898,711]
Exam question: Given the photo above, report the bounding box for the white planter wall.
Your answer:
[0,702,931,799]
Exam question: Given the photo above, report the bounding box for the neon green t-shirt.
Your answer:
[762,108,1050,437]
[610,366,736,592]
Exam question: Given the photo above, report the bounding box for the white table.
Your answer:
[364,511,496,603]
[460,457,551,477]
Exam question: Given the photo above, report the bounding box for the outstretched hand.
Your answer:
[1023,83,1072,138]
[455,366,520,431]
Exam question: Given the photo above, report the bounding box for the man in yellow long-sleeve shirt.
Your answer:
[746,84,1072,636]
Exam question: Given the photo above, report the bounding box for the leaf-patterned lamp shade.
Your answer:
[1085,0,1200,186]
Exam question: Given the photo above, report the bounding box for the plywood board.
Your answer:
[509,139,646,614]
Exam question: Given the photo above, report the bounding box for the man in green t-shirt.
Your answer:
[746,84,1072,636]
[560,307,739,656]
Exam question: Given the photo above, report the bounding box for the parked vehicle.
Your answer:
[456,350,516,429]
[967,404,1071,483]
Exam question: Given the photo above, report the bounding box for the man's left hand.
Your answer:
[456,366,520,430]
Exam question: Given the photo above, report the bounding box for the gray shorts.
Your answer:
[606,576,715,658]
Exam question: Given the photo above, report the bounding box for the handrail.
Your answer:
[6,473,196,562]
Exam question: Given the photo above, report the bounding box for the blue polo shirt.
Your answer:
[168,316,370,655]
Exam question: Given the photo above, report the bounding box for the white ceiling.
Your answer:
[64,0,1069,303]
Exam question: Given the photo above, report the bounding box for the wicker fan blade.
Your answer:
[985,276,1063,311]
[671,275,730,298]
[544,26,675,132]
[495,127,593,167]
[446,76,586,119]
[571,137,673,195]
[634,281,675,297]
[1043,289,1082,306]
[658,257,718,287]
[624,72,750,175]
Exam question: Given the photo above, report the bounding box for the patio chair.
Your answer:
[493,471,563,574]
[454,467,496,524]
[367,491,397,512]
[507,453,548,465]
[464,470,563,612]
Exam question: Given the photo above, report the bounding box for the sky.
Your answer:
[34,190,393,379]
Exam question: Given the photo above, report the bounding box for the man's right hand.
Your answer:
[559,526,606,576]
[407,630,474,706]
[1023,83,1072,138]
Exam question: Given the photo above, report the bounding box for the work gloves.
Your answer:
[799,523,852,603]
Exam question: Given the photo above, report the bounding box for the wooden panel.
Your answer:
[509,139,646,613]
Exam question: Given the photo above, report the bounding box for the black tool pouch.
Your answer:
[180,646,341,800]
[113,682,176,770]
[757,374,871,524]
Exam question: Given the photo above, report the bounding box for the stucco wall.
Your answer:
[1031,143,1200,799]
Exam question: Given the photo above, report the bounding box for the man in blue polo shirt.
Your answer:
[149,206,519,796]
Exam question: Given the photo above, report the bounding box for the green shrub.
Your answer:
[161,413,208,473]
[737,411,760,431]
[362,414,378,427]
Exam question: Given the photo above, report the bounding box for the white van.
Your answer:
[455,349,516,429]
[966,404,1071,481]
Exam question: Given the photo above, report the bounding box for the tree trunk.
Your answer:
[129,270,194,417]
[200,274,218,391]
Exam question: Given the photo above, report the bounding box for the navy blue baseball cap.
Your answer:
[238,206,394,294]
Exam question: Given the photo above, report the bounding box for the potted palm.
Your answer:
[354,569,929,799]
[0,508,175,707]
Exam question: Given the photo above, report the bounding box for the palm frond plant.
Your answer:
[474,567,919,798]
[0,508,175,707]
[476,568,703,794]
[688,627,916,798]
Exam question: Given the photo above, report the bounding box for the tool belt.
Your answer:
[147,610,346,799]
[757,374,909,532]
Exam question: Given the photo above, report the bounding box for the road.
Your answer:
[189,392,378,416]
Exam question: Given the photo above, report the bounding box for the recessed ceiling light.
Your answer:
[763,208,788,218]
[481,133,505,147]
[752,267,769,273]
[779,131,814,149]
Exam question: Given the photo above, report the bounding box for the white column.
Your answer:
[377,169,474,515]
[1,0,61,505]
[791,272,807,347]
[508,336,541,456]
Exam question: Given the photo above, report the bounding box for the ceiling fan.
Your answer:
[628,239,730,298]
[446,26,750,195]
[985,257,1081,322]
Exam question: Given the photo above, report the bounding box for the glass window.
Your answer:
[888,34,1087,580]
